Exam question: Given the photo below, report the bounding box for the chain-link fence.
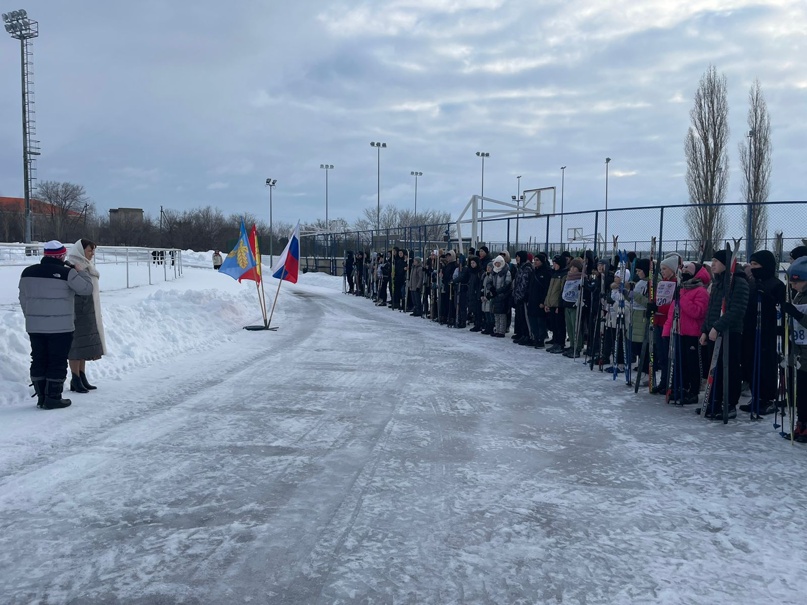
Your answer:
[306,200,805,273]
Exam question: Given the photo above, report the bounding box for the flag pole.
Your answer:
[267,268,286,328]
[254,281,268,326]
[259,278,269,327]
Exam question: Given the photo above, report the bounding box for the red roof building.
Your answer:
[0,196,83,217]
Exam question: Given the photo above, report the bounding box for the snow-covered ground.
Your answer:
[0,257,805,604]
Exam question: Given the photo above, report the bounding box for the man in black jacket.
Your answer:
[740,249,786,415]
[512,251,534,345]
[18,240,94,409]
[440,250,458,324]
[699,248,750,419]
[527,253,551,348]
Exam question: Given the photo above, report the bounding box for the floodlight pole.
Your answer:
[3,9,40,244]
[265,178,276,266]
[371,142,386,232]
[476,152,489,242]
[410,171,422,217]
[560,166,566,251]
[604,158,611,244]
[320,165,333,271]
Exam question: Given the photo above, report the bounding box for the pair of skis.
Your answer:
[634,238,657,394]
[665,260,686,405]
[699,238,742,424]
[572,253,588,360]
[591,245,610,372]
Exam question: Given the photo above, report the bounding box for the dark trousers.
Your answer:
[439,291,450,321]
[706,331,742,409]
[392,278,404,309]
[410,288,422,315]
[514,303,527,337]
[797,370,807,424]
[29,332,73,381]
[550,308,566,346]
[679,335,701,396]
[527,313,547,343]
[470,299,483,329]
[457,290,468,326]
[654,326,669,387]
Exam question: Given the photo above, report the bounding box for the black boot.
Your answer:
[79,371,97,390]
[70,373,89,393]
[31,376,46,408]
[42,379,72,410]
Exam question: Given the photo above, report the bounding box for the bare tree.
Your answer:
[36,181,93,241]
[684,65,730,258]
[739,79,772,253]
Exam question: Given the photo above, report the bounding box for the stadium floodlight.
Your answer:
[370,142,387,231]
[4,8,39,243]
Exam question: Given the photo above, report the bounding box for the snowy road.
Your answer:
[1,280,806,604]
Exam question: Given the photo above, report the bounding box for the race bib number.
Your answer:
[794,304,807,345]
[655,280,676,306]
[561,280,580,303]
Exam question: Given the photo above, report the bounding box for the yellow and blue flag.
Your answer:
[219,219,257,281]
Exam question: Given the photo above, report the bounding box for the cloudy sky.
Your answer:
[1,0,805,235]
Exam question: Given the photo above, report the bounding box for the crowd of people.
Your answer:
[18,239,106,410]
[343,243,807,443]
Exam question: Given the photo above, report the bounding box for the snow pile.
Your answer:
[0,259,340,408]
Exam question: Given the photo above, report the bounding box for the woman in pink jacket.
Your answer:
[664,263,710,404]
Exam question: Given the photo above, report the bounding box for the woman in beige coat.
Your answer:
[66,239,106,393]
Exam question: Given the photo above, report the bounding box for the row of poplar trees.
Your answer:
[685,65,772,259]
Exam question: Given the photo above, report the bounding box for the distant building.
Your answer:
[0,196,82,217]
[109,207,144,226]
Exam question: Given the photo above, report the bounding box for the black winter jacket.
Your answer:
[702,270,749,335]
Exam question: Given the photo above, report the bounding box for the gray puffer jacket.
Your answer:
[18,257,93,333]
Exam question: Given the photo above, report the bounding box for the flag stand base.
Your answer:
[243,325,278,331]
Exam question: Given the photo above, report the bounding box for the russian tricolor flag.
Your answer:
[271,221,300,284]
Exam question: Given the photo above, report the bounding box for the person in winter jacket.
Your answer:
[560,258,585,357]
[18,240,94,409]
[628,258,650,373]
[739,249,786,415]
[407,256,424,317]
[391,248,407,309]
[481,262,495,334]
[490,255,512,337]
[212,250,223,270]
[782,256,807,441]
[500,250,516,334]
[664,262,710,404]
[605,267,630,373]
[512,251,534,345]
[66,239,106,394]
[344,251,355,294]
[699,248,750,419]
[452,257,471,328]
[354,251,365,296]
[648,255,680,394]
[376,253,391,306]
[477,246,492,271]
[526,253,551,348]
[589,258,613,365]
[467,257,484,332]
[545,256,569,353]
[440,250,458,324]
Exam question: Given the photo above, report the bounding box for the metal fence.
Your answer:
[302,200,806,273]
[0,243,184,290]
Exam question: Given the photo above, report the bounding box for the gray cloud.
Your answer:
[1,0,805,244]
